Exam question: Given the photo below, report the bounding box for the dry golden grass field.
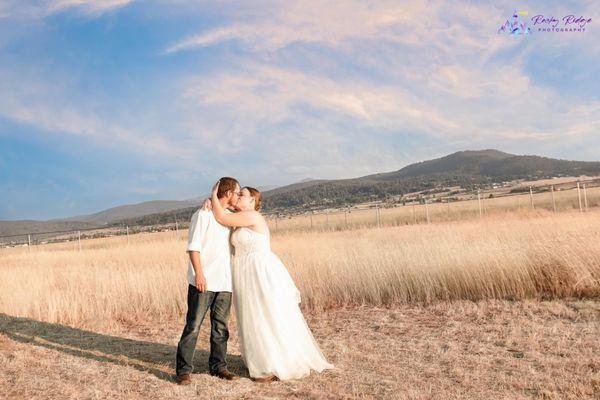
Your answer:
[269,184,600,233]
[1,209,599,399]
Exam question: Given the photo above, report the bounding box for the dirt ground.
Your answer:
[1,299,598,400]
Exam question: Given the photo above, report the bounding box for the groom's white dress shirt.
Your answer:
[186,208,233,292]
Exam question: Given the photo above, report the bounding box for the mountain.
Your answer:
[0,220,102,237]
[0,185,280,236]
[367,149,515,180]
[261,178,327,197]
[260,149,600,211]
[58,199,202,224]
[297,177,317,183]
[2,150,599,236]
[107,184,281,228]
[362,149,600,182]
[0,198,204,237]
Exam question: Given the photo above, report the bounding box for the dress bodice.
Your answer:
[231,227,271,256]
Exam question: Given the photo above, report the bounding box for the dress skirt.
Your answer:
[232,250,334,380]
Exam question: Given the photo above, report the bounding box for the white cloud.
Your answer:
[165,0,438,54]
[176,59,600,165]
[2,0,598,188]
[176,69,467,181]
[0,66,187,162]
[47,0,133,15]
[166,0,599,173]
[0,0,133,19]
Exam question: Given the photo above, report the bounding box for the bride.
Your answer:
[209,180,334,382]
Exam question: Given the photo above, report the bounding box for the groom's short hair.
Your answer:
[217,177,240,199]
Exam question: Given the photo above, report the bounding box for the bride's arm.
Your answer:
[211,180,260,228]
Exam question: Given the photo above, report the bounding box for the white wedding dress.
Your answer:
[231,226,334,380]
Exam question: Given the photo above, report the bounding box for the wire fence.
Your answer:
[1,178,599,250]
[0,222,184,249]
[267,178,600,233]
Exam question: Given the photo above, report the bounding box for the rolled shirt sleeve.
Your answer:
[187,210,208,252]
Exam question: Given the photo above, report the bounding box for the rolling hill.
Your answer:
[0,186,276,236]
[260,149,600,211]
[58,199,203,224]
[2,149,600,235]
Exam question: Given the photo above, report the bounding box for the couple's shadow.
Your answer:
[0,313,248,382]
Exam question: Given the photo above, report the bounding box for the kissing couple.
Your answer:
[175,177,333,384]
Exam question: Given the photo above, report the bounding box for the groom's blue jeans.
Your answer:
[176,285,232,376]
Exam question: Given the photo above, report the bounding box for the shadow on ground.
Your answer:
[0,314,248,382]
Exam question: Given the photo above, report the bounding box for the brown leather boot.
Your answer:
[213,369,240,381]
[251,374,279,383]
[175,372,192,385]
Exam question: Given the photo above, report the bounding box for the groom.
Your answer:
[175,177,241,384]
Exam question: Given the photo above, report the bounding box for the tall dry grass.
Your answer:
[1,210,599,328]
[279,209,600,309]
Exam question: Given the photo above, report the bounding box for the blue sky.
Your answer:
[0,0,598,220]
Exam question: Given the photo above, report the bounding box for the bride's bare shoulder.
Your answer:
[254,212,270,234]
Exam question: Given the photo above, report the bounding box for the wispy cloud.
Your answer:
[166,0,599,168]
[165,0,438,54]
[0,0,134,19]
[0,65,185,162]
[47,0,134,15]
[176,58,600,168]
[1,0,599,220]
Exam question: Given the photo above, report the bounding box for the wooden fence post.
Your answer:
[551,185,556,213]
[529,186,534,209]
[577,182,583,212]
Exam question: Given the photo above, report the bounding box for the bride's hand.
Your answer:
[201,198,212,211]
[211,180,221,199]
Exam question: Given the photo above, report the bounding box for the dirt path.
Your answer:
[1,300,598,399]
